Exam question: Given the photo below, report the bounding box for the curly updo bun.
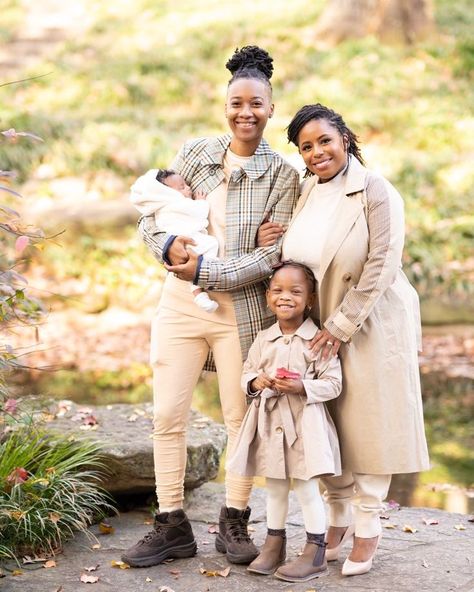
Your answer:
[226,45,274,79]
[226,45,273,91]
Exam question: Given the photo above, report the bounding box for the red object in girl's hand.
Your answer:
[275,367,301,380]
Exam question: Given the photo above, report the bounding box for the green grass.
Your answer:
[0,429,115,560]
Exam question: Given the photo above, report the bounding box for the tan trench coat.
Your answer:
[286,156,430,475]
[227,318,342,480]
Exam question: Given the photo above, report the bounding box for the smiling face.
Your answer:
[225,78,274,156]
[266,266,315,332]
[297,118,348,182]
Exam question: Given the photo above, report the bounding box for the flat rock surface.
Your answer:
[44,403,227,494]
[2,483,472,592]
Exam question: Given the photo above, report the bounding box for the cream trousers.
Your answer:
[321,471,392,538]
[150,298,253,512]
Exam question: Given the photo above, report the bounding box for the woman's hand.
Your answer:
[167,236,196,265]
[273,377,305,396]
[257,220,285,248]
[309,328,342,360]
[250,372,274,392]
[165,248,199,281]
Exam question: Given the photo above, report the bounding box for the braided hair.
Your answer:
[287,104,365,169]
[226,45,273,92]
[270,260,317,295]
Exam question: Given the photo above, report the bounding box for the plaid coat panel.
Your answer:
[138,134,300,369]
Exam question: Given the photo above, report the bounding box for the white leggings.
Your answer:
[266,477,326,534]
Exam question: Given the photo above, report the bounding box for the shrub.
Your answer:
[0,430,114,560]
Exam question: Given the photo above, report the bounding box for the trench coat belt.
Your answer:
[256,391,297,447]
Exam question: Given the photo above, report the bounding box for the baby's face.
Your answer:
[164,174,193,198]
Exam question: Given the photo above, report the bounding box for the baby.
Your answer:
[130,168,219,313]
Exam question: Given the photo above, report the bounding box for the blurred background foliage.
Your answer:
[0,0,472,511]
[1,0,473,318]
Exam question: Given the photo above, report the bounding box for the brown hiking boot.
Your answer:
[121,509,197,567]
[247,531,286,575]
[274,534,327,582]
[215,506,259,564]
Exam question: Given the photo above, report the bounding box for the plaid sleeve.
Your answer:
[324,175,405,342]
[197,168,300,291]
[137,215,175,264]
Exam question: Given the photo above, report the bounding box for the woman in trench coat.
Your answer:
[259,103,429,576]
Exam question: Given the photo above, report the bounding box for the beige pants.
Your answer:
[321,471,392,538]
[150,278,253,511]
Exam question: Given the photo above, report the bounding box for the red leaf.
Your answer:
[4,398,18,414]
[15,235,30,253]
[7,467,28,485]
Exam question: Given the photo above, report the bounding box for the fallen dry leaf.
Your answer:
[169,568,181,578]
[199,566,231,578]
[111,560,130,569]
[80,573,99,583]
[49,512,61,524]
[84,565,99,572]
[422,559,430,568]
[99,522,115,535]
[207,524,218,534]
[422,518,439,526]
[12,570,22,576]
[44,560,56,568]
[403,525,418,533]
[382,523,398,529]
[218,566,231,577]
[143,518,154,525]
[454,524,466,531]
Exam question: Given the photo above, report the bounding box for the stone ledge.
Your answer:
[2,482,473,592]
[44,402,227,495]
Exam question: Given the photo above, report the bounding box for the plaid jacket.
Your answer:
[138,134,300,369]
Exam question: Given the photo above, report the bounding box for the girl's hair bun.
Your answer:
[226,45,273,80]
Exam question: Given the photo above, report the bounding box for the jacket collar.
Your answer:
[199,134,275,181]
[265,317,318,342]
[343,155,367,195]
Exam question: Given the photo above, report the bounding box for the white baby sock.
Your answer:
[194,291,218,313]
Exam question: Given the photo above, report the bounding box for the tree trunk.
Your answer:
[314,0,434,45]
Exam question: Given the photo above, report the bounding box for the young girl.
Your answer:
[227,261,342,583]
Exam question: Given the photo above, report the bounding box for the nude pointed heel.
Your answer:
[325,524,355,562]
[341,533,382,576]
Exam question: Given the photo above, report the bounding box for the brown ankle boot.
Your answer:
[247,531,286,575]
[274,533,327,583]
[215,506,259,564]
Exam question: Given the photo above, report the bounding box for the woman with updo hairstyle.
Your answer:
[258,103,429,577]
[122,46,300,568]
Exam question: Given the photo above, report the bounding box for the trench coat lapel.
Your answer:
[318,158,367,283]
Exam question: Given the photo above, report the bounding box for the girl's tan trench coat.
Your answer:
[287,156,430,475]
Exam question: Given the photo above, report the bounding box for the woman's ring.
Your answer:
[326,341,334,346]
